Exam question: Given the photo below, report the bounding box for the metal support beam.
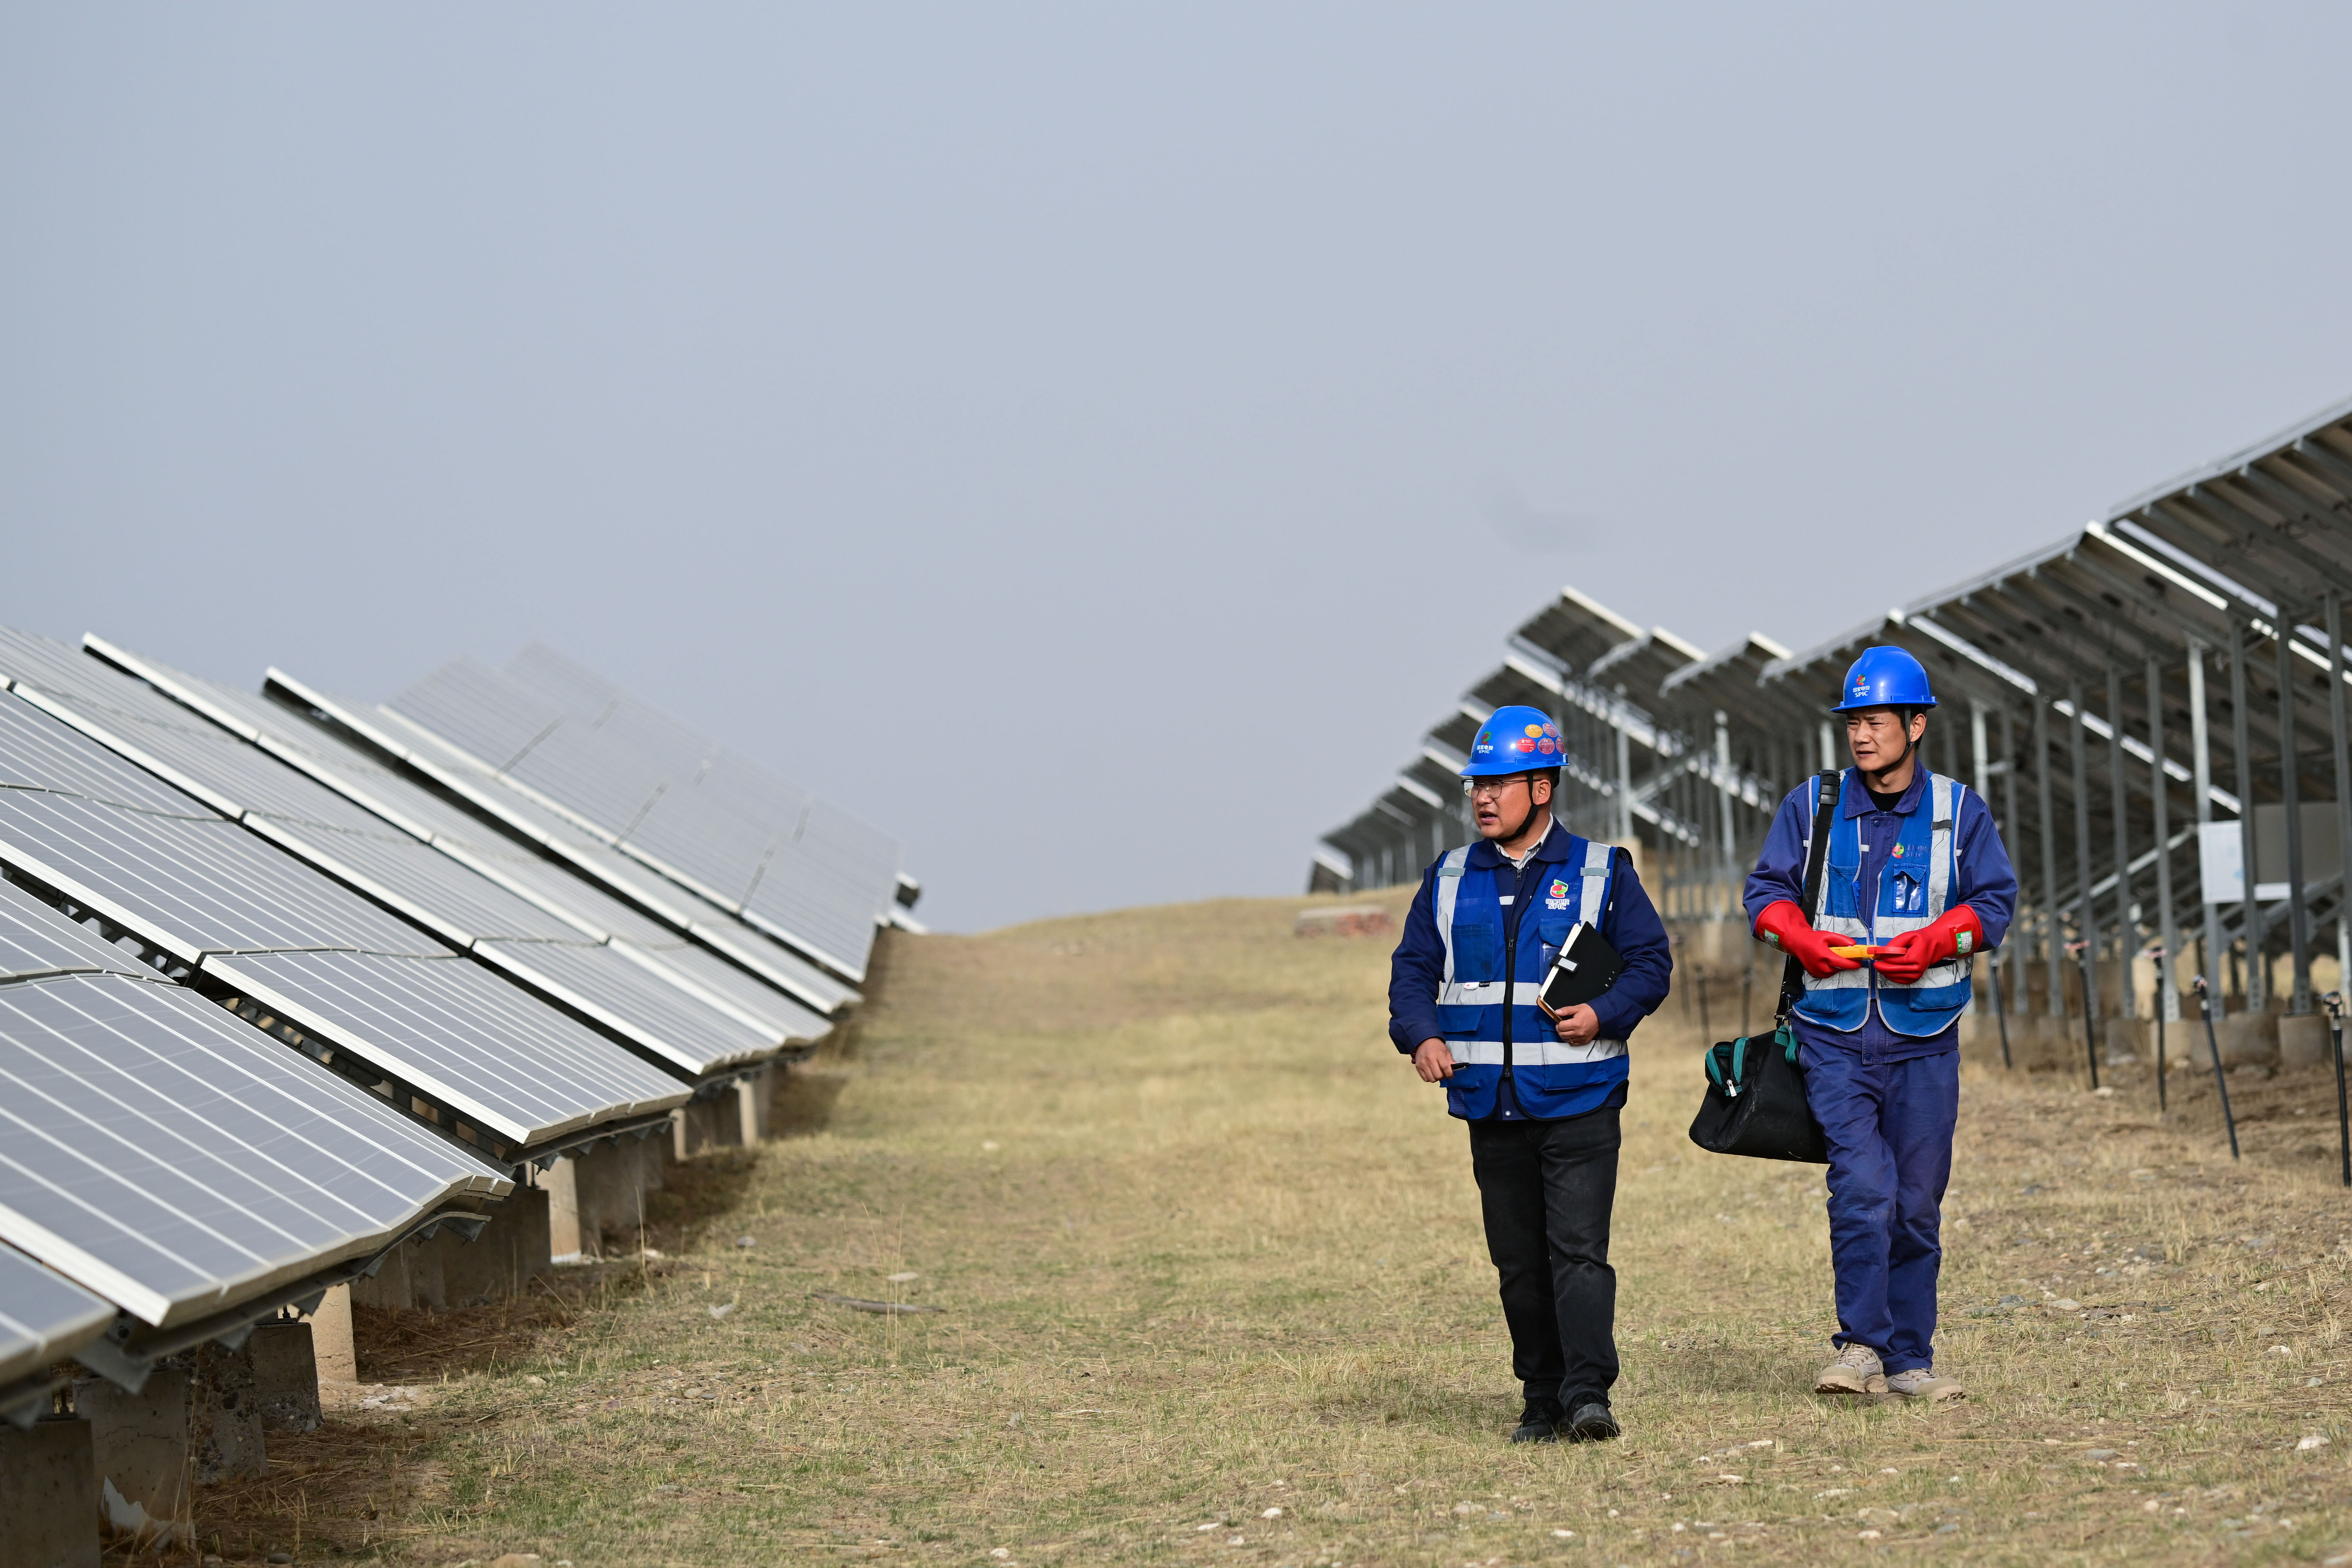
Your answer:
[2278,607,2314,1014]
[2037,698,2062,1019]
[2149,656,2180,1024]
[2190,640,2225,1012]
[2000,707,2024,1014]
[2108,666,2133,1019]
[2231,624,2263,1010]
[2071,680,2099,1030]
[2333,591,2352,1009]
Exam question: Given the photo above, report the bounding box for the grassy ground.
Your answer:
[196,890,2352,1566]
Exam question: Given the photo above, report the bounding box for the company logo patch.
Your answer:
[1545,898,1569,911]
[1549,879,1570,898]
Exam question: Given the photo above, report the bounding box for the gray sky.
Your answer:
[6,6,2352,933]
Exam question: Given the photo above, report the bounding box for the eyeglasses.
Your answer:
[1462,776,1533,800]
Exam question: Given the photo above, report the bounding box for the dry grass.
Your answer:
[186,890,2352,1565]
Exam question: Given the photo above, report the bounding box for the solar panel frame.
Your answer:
[256,668,861,1015]
[0,969,512,1328]
[0,1244,113,1394]
[208,949,688,1146]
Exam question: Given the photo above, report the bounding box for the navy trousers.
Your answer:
[1796,1043,1959,1374]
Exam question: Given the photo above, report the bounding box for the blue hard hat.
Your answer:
[1462,704,1565,776]
[1833,646,1937,712]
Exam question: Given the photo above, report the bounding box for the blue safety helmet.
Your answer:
[1462,704,1565,776]
[1832,646,1937,713]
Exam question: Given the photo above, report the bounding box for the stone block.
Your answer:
[673,1096,739,1159]
[303,1284,356,1383]
[78,1367,190,1547]
[2281,1012,2333,1069]
[246,1321,321,1433]
[185,1341,266,1484]
[2221,1011,2281,1067]
[0,1416,100,1568]
[351,1231,413,1310]
[738,1064,774,1146]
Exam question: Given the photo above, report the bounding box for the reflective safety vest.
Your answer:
[1432,834,1626,1119]
[1798,771,1973,1036]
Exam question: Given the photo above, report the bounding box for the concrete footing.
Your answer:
[77,1366,191,1546]
[304,1283,357,1382]
[550,1134,668,1260]
[352,1185,553,1309]
[247,1321,321,1433]
[0,1416,99,1568]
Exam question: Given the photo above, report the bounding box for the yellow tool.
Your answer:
[1827,944,1888,960]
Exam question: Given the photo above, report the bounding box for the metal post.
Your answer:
[2194,975,2240,1161]
[1971,701,1990,797]
[2107,666,2133,1020]
[1615,690,1633,846]
[1716,710,1736,921]
[2330,589,2352,1025]
[1999,707,2024,1015]
[2276,609,2313,1014]
[2231,624,2263,1010]
[1988,957,2012,1068]
[2070,681,2098,1036]
[2072,940,2099,1089]
[2154,945,2168,1111]
[2148,656,2179,1027]
[2190,640,2225,1015]
[2328,992,2351,1188]
[2037,698,2063,1019]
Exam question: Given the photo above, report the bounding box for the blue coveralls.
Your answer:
[1742,767,2016,1374]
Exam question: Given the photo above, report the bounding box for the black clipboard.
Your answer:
[1536,922,1624,1019]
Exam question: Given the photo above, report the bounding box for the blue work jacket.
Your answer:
[1389,819,1672,1120]
[1742,767,2017,1057]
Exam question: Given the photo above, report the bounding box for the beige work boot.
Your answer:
[1886,1366,1966,1402]
[1814,1343,1887,1396]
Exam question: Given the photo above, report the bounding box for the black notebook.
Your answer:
[1536,922,1624,1019]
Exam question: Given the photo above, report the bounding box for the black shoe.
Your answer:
[1564,1401,1619,1442]
[1509,1402,1563,1444]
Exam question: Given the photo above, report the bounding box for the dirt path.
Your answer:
[211,891,2352,1565]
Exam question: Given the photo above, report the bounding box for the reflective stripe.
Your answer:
[1434,845,1470,996]
[1447,1037,1628,1067]
[1439,978,1509,1006]
[1576,839,1612,927]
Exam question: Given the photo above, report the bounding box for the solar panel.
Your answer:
[0,689,687,1151]
[0,1244,113,1403]
[382,654,900,982]
[0,961,511,1329]
[0,639,787,1074]
[253,666,861,1016]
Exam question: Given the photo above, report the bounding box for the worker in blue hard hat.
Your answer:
[1742,646,2017,1403]
[1387,704,1673,1444]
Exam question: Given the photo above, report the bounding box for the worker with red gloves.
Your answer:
[1742,646,2015,1405]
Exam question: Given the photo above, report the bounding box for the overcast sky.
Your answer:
[6,6,2352,933]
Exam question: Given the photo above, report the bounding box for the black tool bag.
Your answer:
[1687,770,1836,1164]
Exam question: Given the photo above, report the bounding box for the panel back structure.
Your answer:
[0,630,790,1085]
[381,650,899,983]
[0,679,684,1163]
[257,666,860,1017]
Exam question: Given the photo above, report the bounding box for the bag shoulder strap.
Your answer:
[1777,770,1843,1022]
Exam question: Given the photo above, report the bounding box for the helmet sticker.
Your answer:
[1514,738,1536,753]
[1537,739,1556,753]
[1524,724,1543,737]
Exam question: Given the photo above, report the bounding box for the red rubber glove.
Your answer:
[1754,900,1860,980]
[1873,905,1983,984]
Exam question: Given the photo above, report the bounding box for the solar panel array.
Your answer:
[0,629,898,1415]
[1321,386,2352,1060]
